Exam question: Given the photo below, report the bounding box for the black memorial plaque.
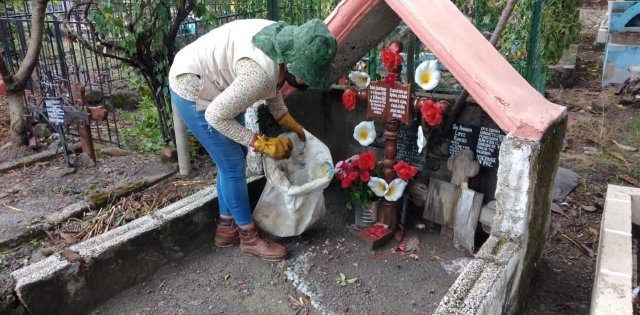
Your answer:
[396,127,422,168]
[448,123,505,168]
[44,98,65,126]
[449,123,480,157]
[476,126,505,168]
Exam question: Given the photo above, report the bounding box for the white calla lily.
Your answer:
[348,71,371,88]
[367,177,408,201]
[368,177,389,197]
[417,125,426,153]
[353,121,376,146]
[414,60,441,91]
[385,178,408,201]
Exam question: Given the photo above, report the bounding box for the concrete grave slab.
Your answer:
[590,184,640,315]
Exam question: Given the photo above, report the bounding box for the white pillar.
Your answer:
[172,100,192,176]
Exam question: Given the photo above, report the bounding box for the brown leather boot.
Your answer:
[214,217,240,248]
[239,226,289,261]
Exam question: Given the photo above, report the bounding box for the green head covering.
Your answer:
[252,19,338,90]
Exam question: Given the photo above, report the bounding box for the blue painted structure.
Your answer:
[603,1,640,86]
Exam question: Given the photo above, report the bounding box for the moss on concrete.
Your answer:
[89,182,145,208]
[508,115,568,314]
[493,236,507,255]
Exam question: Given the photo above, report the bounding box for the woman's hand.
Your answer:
[251,135,293,160]
[277,112,306,142]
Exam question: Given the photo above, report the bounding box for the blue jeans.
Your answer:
[170,89,253,226]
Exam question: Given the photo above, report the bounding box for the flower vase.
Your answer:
[355,202,379,228]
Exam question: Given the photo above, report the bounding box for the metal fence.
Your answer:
[0,0,124,146]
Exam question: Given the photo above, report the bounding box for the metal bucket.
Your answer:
[355,202,379,228]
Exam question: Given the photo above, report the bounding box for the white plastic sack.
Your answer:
[253,130,334,237]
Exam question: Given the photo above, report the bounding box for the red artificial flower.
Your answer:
[341,178,352,188]
[357,151,376,172]
[420,98,443,126]
[336,171,346,181]
[360,170,370,182]
[385,74,396,86]
[342,88,357,111]
[380,47,404,71]
[393,160,418,181]
[347,171,358,181]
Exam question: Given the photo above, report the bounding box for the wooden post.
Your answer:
[71,83,96,163]
[378,119,400,229]
[355,41,412,248]
[172,100,192,176]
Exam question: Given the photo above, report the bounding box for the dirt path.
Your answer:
[520,6,640,315]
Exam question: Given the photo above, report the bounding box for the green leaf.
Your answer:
[193,3,207,17]
[346,278,357,284]
[340,273,345,281]
[155,33,163,45]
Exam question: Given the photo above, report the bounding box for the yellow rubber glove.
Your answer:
[251,134,293,160]
[277,112,306,142]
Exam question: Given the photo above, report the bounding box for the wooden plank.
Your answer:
[408,181,428,207]
[453,189,484,253]
[422,178,461,227]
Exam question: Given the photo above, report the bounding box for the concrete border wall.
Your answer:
[11,176,266,315]
[590,184,640,315]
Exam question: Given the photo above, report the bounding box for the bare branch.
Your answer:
[0,54,16,89]
[130,0,152,33]
[14,0,49,86]
[62,0,137,66]
[165,0,197,63]
[148,0,166,32]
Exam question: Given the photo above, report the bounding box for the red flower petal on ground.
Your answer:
[342,88,357,111]
[393,160,418,180]
[365,225,388,238]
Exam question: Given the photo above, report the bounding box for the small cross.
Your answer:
[447,149,480,188]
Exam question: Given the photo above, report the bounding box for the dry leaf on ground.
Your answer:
[607,150,628,164]
[551,203,569,218]
[619,174,640,188]
[561,233,596,257]
[588,226,599,243]
[611,140,638,152]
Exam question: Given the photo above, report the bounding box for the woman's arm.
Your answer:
[265,91,289,122]
[204,58,274,147]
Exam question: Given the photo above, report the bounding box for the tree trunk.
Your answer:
[8,90,26,148]
[143,72,176,146]
[0,0,49,150]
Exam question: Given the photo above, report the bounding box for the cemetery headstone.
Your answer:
[448,123,505,169]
